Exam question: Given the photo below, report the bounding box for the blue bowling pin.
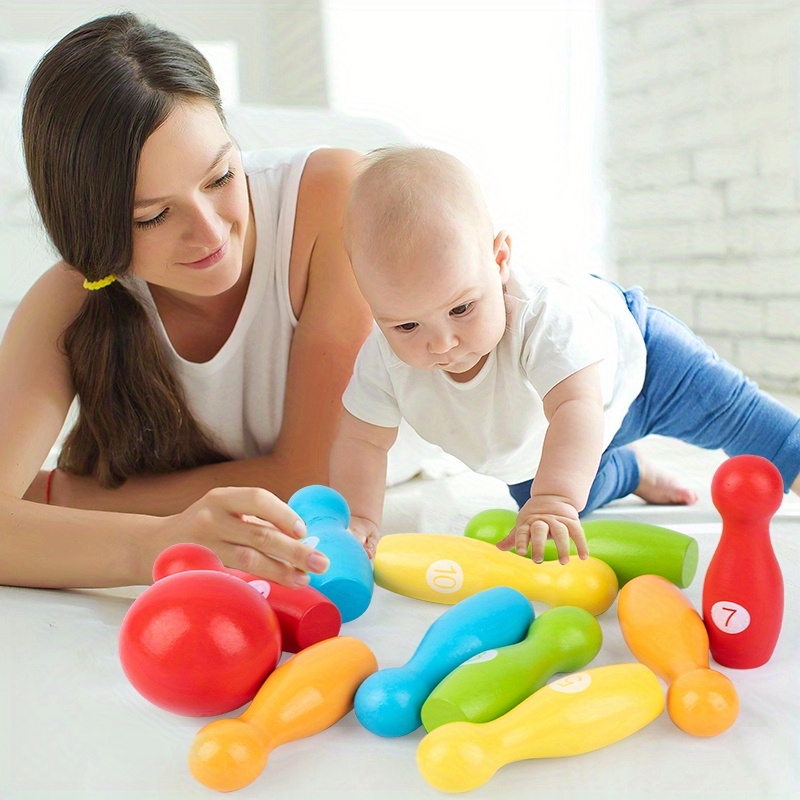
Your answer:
[354,586,534,737]
[288,485,374,623]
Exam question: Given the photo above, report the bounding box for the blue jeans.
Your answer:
[508,284,800,514]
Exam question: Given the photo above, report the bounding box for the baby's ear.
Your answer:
[493,230,512,283]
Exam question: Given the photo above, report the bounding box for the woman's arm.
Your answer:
[36,149,373,515]
[271,148,375,489]
[2,267,325,588]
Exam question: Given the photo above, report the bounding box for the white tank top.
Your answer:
[128,148,315,459]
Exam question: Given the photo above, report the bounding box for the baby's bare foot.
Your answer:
[632,447,698,506]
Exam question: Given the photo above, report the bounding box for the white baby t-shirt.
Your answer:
[342,274,647,484]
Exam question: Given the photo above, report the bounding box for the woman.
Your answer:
[0,13,373,588]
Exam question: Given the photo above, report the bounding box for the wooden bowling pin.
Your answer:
[288,485,374,622]
[465,509,699,588]
[703,455,785,669]
[417,663,664,793]
[354,587,534,737]
[374,533,618,616]
[421,606,602,731]
[188,636,377,792]
[152,542,342,653]
[618,574,738,737]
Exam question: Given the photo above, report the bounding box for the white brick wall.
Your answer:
[605,0,800,394]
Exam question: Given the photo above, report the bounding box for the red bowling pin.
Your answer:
[702,455,784,668]
[153,543,341,653]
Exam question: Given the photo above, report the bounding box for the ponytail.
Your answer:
[23,13,229,485]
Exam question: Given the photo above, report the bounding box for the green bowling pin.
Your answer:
[465,510,698,588]
[421,606,602,731]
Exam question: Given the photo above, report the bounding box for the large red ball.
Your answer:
[119,570,282,716]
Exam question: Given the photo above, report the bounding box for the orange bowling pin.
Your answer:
[374,533,618,616]
[188,636,377,792]
[417,663,664,793]
[617,574,738,737]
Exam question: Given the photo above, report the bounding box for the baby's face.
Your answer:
[355,230,509,381]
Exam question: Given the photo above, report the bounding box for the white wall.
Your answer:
[0,0,328,105]
[604,0,800,394]
[324,1,606,283]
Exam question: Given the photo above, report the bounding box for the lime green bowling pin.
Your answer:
[421,606,602,731]
[465,510,698,588]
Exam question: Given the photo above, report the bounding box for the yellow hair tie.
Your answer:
[83,274,117,291]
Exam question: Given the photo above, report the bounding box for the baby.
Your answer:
[330,146,800,563]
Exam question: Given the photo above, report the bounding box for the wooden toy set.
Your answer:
[118,455,785,793]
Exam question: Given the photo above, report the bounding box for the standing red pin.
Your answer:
[702,455,784,668]
[153,543,341,653]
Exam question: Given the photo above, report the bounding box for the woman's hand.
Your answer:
[157,486,330,587]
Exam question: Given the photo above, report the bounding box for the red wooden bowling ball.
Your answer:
[119,570,282,716]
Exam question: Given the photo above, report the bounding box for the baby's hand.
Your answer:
[496,495,588,565]
[348,516,380,560]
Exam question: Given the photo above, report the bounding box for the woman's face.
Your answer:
[131,100,251,298]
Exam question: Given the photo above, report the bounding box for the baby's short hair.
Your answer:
[344,145,493,265]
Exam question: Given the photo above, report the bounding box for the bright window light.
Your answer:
[322,0,606,280]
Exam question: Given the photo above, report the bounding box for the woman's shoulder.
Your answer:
[243,147,361,184]
[246,146,361,247]
[286,149,365,320]
[302,147,363,176]
[242,147,313,177]
[0,263,84,391]
[297,148,363,207]
[293,148,363,246]
[11,262,85,337]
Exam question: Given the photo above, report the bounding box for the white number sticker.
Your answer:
[710,601,751,634]
[464,650,498,665]
[247,580,272,600]
[425,559,464,594]
[549,672,592,694]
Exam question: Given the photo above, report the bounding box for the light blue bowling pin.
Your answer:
[354,586,534,737]
[288,485,374,623]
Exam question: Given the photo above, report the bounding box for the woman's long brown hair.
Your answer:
[22,13,228,487]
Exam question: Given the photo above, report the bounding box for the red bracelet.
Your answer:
[45,468,56,505]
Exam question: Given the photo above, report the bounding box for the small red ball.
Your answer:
[152,542,223,581]
[119,570,282,716]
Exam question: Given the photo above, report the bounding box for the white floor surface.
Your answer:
[2,406,800,799]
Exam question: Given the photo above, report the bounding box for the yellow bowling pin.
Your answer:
[617,574,739,737]
[188,636,377,792]
[417,663,664,793]
[374,533,618,616]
